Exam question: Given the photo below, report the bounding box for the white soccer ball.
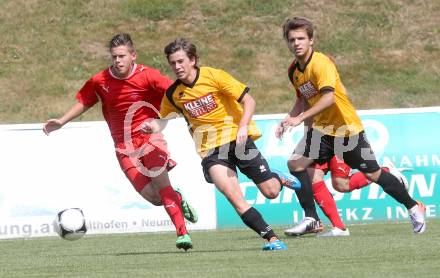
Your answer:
[54,208,87,241]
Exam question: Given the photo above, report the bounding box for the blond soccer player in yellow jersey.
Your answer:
[278,17,426,234]
[139,38,300,251]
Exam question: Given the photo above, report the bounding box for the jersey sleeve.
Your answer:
[212,69,249,102]
[145,68,173,97]
[287,60,297,85]
[75,78,99,107]
[159,91,179,119]
[312,56,337,93]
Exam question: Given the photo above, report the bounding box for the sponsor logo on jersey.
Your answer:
[338,167,347,174]
[102,85,110,93]
[183,93,217,117]
[298,81,318,99]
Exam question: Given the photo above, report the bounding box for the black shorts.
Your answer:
[294,129,380,173]
[201,138,275,184]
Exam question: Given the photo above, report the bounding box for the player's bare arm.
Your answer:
[276,97,303,139]
[138,109,182,134]
[300,98,312,128]
[284,90,334,128]
[300,90,334,121]
[43,102,89,135]
[138,118,169,134]
[236,93,255,144]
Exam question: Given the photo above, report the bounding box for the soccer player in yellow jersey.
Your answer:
[279,17,426,234]
[140,38,300,251]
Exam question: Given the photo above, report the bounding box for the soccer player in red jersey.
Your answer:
[43,33,196,250]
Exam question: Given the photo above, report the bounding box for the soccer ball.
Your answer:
[54,208,87,241]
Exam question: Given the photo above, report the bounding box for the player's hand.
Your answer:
[43,119,63,135]
[282,115,303,129]
[236,125,248,145]
[138,120,155,134]
[275,123,285,139]
[276,115,295,138]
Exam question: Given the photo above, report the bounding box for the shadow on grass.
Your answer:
[113,247,259,256]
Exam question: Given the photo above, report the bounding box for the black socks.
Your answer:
[376,170,417,209]
[291,170,320,220]
[241,207,277,240]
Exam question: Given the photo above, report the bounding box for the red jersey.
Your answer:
[76,64,172,144]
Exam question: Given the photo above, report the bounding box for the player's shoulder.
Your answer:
[165,79,182,98]
[309,51,337,74]
[200,66,221,76]
[89,68,110,84]
[192,66,219,83]
[288,59,298,80]
[312,51,334,65]
[202,67,236,83]
[203,66,232,75]
[135,64,160,75]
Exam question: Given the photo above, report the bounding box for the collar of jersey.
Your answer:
[108,63,137,80]
[181,67,200,88]
[296,51,314,73]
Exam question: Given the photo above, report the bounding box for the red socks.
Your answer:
[312,181,345,230]
[348,167,389,192]
[159,186,188,236]
[348,172,370,191]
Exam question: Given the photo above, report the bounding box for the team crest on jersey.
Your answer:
[183,93,217,117]
[298,81,318,99]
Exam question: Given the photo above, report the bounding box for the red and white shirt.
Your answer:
[76,64,172,144]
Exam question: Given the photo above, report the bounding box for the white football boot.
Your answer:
[317,227,350,237]
[284,217,324,236]
[409,201,426,233]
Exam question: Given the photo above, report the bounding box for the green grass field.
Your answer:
[1,220,439,277]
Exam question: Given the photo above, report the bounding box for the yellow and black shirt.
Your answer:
[160,67,261,157]
[288,51,364,137]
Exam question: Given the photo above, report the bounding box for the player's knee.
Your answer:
[143,194,163,206]
[332,177,350,192]
[139,185,163,206]
[151,200,163,206]
[364,170,381,182]
[263,188,280,199]
[333,183,349,193]
[310,170,325,184]
[259,181,280,199]
[287,160,306,172]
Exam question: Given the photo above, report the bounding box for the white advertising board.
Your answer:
[0,119,216,239]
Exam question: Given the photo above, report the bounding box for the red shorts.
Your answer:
[115,133,176,192]
[312,156,351,178]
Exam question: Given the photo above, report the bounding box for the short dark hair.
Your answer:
[282,17,314,41]
[108,33,135,52]
[164,38,199,65]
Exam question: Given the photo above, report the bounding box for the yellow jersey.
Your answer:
[288,51,364,137]
[160,67,261,157]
